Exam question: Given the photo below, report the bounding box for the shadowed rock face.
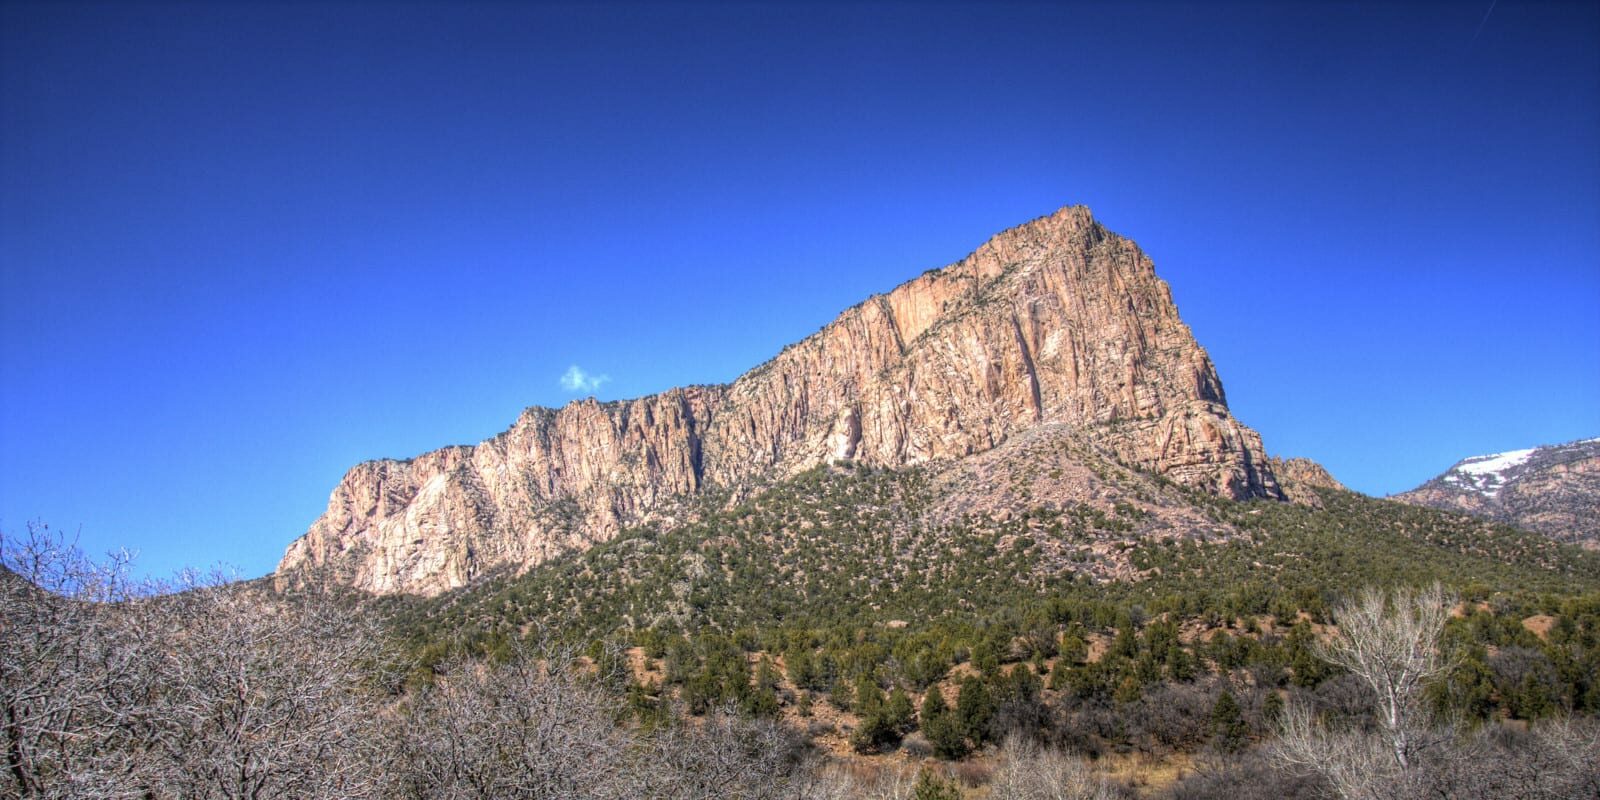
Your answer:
[1395,437,1600,549]
[276,206,1282,596]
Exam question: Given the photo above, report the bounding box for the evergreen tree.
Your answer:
[855,671,885,716]
[1113,673,1144,705]
[756,656,781,688]
[1167,643,1197,681]
[911,769,961,800]
[742,676,780,717]
[1210,689,1248,752]
[1111,623,1139,659]
[920,688,967,759]
[886,686,915,734]
[955,675,995,745]
[1428,652,1495,721]
[1262,689,1284,723]
[850,710,896,753]
[828,676,855,711]
[786,648,820,691]
[920,686,948,721]
[972,639,1001,677]
[1516,671,1557,719]
[1047,657,1071,691]
[1286,621,1332,687]
[1059,630,1088,665]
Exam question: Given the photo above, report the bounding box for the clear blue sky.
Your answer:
[3,1,1597,580]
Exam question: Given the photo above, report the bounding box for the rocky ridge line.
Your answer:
[1395,437,1600,549]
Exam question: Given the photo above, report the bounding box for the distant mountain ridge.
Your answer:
[1395,437,1600,548]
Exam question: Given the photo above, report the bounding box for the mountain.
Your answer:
[1394,437,1600,548]
[276,206,1282,597]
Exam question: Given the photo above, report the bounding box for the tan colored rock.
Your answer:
[1269,456,1350,506]
[276,205,1282,596]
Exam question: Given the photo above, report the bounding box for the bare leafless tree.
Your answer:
[389,644,633,800]
[1274,702,1416,800]
[1166,747,1325,800]
[1317,583,1454,770]
[136,572,392,800]
[627,706,809,800]
[2,526,400,800]
[1,523,156,799]
[1272,584,1456,800]
[798,762,920,800]
[1419,716,1600,799]
[989,735,1120,800]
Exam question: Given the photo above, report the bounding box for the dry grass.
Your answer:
[1094,750,1195,791]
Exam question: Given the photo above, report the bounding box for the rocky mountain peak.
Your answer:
[275,206,1282,596]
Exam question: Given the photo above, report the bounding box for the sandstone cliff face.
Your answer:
[277,206,1282,596]
[1395,438,1600,549]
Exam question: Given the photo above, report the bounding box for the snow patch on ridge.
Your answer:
[1457,448,1536,477]
[1447,447,1537,497]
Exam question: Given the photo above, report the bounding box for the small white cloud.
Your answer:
[559,365,611,393]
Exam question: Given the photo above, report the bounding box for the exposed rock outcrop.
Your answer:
[1395,437,1600,549]
[277,206,1282,596]
[1269,456,1349,506]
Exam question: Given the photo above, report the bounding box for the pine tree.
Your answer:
[955,675,995,744]
[787,648,820,691]
[829,676,855,711]
[742,677,780,717]
[1048,657,1071,691]
[886,686,915,734]
[1286,621,1331,687]
[920,688,967,759]
[1211,689,1248,752]
[1113,673,1144,705]
[1167,643,1197,681]
[1111,623,1139,659]
[1516,672,1556,719]
[972,639,1001,677]
[1262,689,1284,723]
[855,671,885,716]
[1059,630,1088,665]
[911,769,961,800]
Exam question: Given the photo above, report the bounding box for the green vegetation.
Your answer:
[372,464,1600,763]
[910,769,961,800]
[385,465,1598,645]
[18,448,1600,796]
